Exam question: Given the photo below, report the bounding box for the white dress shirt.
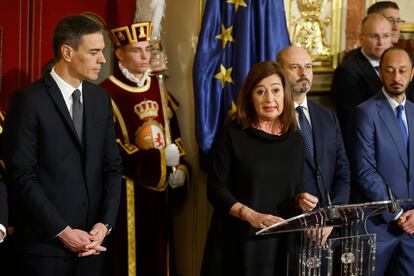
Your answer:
[50,68,83,118]
[294,97,312,129]
[383,88,408,134]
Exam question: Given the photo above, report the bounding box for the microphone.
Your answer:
[362,155,401,214]
[315,160,340,221]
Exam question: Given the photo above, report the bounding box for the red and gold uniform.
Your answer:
[100,21,189,276]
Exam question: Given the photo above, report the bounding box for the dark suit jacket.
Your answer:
[0,174,6,232]
[3,73,122,256]
[332,48,414,133]
[331,48,381,132]
[349,92,414,238]
[304,100,350,207]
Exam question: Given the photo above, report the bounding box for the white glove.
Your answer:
[168,168,186,189]
[165,143,180,167]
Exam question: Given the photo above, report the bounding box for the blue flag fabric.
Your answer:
[193,0,290,154]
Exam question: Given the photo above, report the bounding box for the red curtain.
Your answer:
[0,0,135,110]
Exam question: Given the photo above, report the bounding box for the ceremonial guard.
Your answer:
[100,15,189,276]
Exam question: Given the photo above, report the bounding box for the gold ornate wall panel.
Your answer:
[285,0,343,73]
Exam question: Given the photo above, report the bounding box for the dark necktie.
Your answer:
[296,106,314,167]
[396,105,408,147]
[72,89,83,141]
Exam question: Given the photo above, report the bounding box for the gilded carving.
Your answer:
[286,0,342,72]
[291,0,330,61]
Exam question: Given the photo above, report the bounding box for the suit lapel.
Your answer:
[44,75,83,151]
[308,101,322,166]
[406,103,414,185]
[357,50,381,97]
[377,95,408,168]
[82,84,94,156]
[307,101,329,205]
[357,50,380,82]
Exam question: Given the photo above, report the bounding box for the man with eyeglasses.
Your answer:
[342,2,404,61]
[367,1,403,45]
[331,13,392,134]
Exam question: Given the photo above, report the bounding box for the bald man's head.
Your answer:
[360,13,392,60]
[367,1,401,44]
[277,46,313,95]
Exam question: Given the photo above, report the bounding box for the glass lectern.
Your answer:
[256,200,411,276]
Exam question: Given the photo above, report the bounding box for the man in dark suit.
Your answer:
[277,46,350,243]
[346,1,402,58]
[0,175,6,243]
[331,13,392,132]
[3,15,122,276]
[349,47,414,275]
[339,1,414,107]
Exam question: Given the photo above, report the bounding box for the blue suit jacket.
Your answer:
[304,100,350,207]
[349,92,414,238]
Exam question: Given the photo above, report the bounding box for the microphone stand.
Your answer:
[315,161,340,221]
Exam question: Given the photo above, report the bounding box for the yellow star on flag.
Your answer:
[216,24,235,49]
[227,0,247,12]
[214,65,234,88]
[227,101,237,116]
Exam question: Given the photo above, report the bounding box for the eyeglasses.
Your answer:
[363,33,391,40]
[387,17,405,25]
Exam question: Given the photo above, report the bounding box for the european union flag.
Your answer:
[193,0,290,155]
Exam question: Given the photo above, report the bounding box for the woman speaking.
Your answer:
[201,61,305,276]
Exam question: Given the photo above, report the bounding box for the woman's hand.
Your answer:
[248,211,284,229]
[229,203,284,229]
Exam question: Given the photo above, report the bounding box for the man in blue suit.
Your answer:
[349,46,414,275]
[277,46,350,243]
